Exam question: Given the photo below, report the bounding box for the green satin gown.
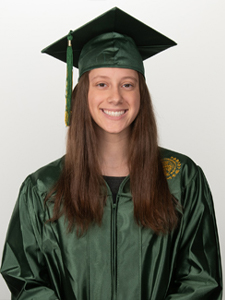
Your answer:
[0,148,222,299]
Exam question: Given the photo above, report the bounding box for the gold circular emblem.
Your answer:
[162,157,181,180]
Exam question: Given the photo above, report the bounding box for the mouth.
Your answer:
[102,109,127,117]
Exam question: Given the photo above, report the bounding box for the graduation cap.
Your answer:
[42,7,176,125]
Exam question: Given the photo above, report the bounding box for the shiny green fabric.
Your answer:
[1,148,222,299]
[78,32,144,78]
[41,7,177,72]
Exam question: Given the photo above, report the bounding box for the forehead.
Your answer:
[89,68,139,80]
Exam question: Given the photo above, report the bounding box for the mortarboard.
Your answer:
[41,7,176,125]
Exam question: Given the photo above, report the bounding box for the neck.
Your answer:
[96,128,130,176]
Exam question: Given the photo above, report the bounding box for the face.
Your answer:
[88,68,140,137]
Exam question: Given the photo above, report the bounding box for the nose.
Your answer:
[107,86,123,104]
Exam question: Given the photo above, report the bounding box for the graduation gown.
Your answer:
[0,148,222,299]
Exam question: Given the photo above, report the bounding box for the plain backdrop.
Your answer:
[0,0,224,298]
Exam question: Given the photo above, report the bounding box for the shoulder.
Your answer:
[18,156,64,203]
[10,157,64,223]
[160,148,204,198]
[160,147,198,179]
[28,156,64,191]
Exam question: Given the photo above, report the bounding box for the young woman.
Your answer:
[1,7,222,300]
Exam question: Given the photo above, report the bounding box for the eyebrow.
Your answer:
[90,75,138,82]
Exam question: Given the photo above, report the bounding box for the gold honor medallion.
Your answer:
[162,157,181,180]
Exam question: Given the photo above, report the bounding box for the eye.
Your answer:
[97,83,107,88]
[123,82,134,88]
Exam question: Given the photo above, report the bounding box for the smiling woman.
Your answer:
[88,68,140,138]
[0,6,222,300]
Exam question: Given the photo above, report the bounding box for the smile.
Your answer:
[102,110,127,116]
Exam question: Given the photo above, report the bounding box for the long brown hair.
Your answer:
[46,71,178,235]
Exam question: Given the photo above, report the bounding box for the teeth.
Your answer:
[103,110,126,116]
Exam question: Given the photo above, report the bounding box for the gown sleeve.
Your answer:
[166,166,223,299]
[0,177,60,300]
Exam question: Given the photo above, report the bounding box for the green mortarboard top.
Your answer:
[41,7,176,125]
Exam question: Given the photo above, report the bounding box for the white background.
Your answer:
[0,0,224,298]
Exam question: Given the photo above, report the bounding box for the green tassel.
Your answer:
[65,30,73,126]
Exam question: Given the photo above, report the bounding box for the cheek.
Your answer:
[88,92,95,115]
[133,93,141,116]
[88,92,100,122]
